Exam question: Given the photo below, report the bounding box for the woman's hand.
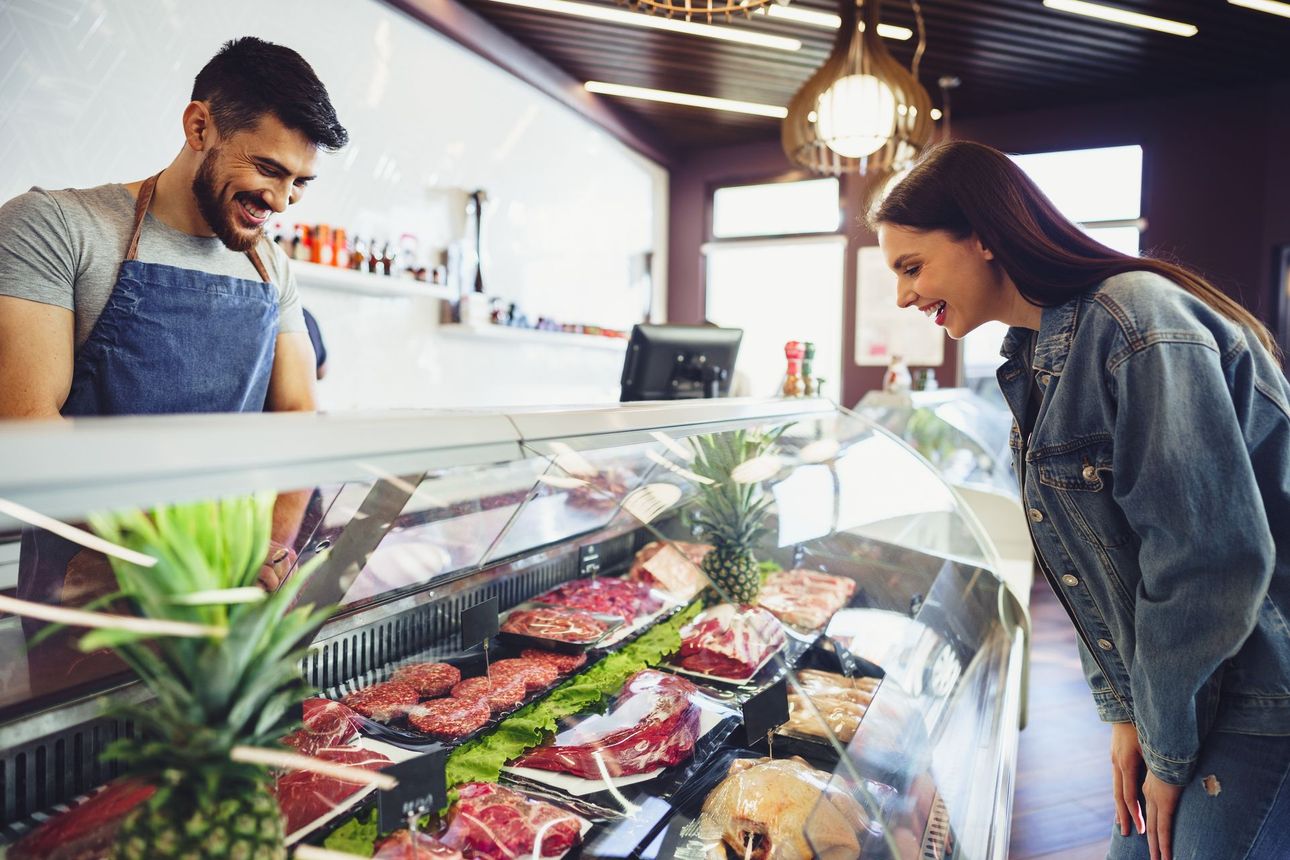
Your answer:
[1111,721,1145,836]
[1143,770,1183,860]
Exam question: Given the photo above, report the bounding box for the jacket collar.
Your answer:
[999,295,1081,375]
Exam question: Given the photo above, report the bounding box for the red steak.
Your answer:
[514,669,701,779]
[442,782,583,859]
[273,745,392,836]
[501,607,607,643]
[677,605,785,680]
[374,829,465,859]
[283,698,362,756]
[392,662,462,697]
[8,780,156,860]
[342,680,420,722]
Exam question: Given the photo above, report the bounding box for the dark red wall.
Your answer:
[667,80,1290,402]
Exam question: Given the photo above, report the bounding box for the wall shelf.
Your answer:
[291,259,455,300]
[438,323,629,351]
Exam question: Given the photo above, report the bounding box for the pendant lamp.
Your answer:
[626,0,782,23]
[783,0,934,177]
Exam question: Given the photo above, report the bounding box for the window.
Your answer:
[712,178,841,238]
[706,178,844,397]
[962,145,1145,397]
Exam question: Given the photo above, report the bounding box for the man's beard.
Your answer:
[192,149,261,253]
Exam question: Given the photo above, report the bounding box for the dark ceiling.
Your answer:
[454,0,1290,151]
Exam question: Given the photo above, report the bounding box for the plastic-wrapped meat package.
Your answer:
[697,757,867,860]
[501,607,609,644]
[676,604,786,680]
[408,697,492,740]
[783,670,879,744]
[533,576,662,622]
[282,698,364,755]
[7,780,156,860]
[755,569,856,632]
[441,782,586,859]
[514,669,702,779]
[520,648,587,675]
[627,540,711,598]
[374,829,465,859]
[273,745,393,835]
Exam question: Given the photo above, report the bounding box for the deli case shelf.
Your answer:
[0,398,1028,859]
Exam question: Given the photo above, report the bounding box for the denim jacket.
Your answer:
[998,270,1290,785]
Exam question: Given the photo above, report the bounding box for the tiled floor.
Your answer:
[1008,580,1115,860]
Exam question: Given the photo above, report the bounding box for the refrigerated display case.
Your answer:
[0,398,1028,859]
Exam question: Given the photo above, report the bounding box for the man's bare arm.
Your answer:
[259,330,318,587]
[0,296,73,419]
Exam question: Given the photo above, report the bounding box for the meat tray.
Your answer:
[498,603,625,654]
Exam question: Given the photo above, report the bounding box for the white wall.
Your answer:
[0,0,666,408]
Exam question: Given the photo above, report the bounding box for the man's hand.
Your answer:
[1144,770,1183,860]
[1111,721,1145,836]
[257,541,296,591]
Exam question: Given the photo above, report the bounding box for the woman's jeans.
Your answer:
[1108,731,1290,859]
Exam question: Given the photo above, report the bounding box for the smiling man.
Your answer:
[0,37,347,597]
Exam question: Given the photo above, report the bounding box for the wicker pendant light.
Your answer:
[625,0,781,23]
[782,0,934,178]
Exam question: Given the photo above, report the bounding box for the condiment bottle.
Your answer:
[783,341,806,398]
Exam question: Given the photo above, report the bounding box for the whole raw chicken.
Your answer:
[698,757,867,860]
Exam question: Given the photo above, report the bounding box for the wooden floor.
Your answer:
[1007,579,1114,860]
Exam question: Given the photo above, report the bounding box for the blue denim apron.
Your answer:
[17,172,279,605]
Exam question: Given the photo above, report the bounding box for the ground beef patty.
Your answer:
[341,681,420,722]
[521,648,588,674]
[450,676,527,713]
[392,662,462,697]
[408,698,491,739]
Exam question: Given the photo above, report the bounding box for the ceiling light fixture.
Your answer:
[584,81,788,118]
[755,5,914,39]
[1227,0,1290,19]
[485,0,802,49]
[1042,0,1198,36]
[625,0,778,23]
[783,0,933,177]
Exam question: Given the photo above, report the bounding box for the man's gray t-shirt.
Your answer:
[0,183,305,349]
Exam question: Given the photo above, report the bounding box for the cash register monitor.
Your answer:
[619,324,743,402]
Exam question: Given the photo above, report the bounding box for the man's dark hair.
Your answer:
[192,37,348,151]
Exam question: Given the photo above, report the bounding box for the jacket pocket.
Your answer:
[1033,435,1134,548]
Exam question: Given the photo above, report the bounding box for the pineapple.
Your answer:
[687,428,785,604]
[84,492,332,860]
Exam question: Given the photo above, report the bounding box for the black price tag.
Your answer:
[378,747,449,833]
[742,678,789,746]
[461,596,499,649]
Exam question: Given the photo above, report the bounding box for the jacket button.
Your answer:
[1038,373,1051,386]
[1061,574,1079,587]
[1029,508,1044,523]
[1097,638,1114,651]
[1082,465,1098,481]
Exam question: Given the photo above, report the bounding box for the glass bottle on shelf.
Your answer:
[884,354,913,393]
[783,341,806,398]
[802,341,817,396]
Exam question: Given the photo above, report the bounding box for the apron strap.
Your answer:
[125,171,273,284]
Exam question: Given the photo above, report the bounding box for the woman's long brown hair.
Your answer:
[870,141,1282,364]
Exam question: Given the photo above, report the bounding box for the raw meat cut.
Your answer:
[756,569,855,631]
[627,541,711,597]
[783,670,879,744]
[274,745,393,836]
[501,607,608,644]
[8,780,155,860]
[451,676,527,712]
[374,829,465,859]
[490,658,559,690]
[533,577,661,621]
[697,757,867,860]
[392,662,462,697]
[342,680,420,722]
[442,782,584,859]
[408,697,492,739]
[282,698,363,756]
[677,605,786,680]
[514,669,701,779]
[520,648,587,674]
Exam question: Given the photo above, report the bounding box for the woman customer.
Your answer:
[873,140,1290,860]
